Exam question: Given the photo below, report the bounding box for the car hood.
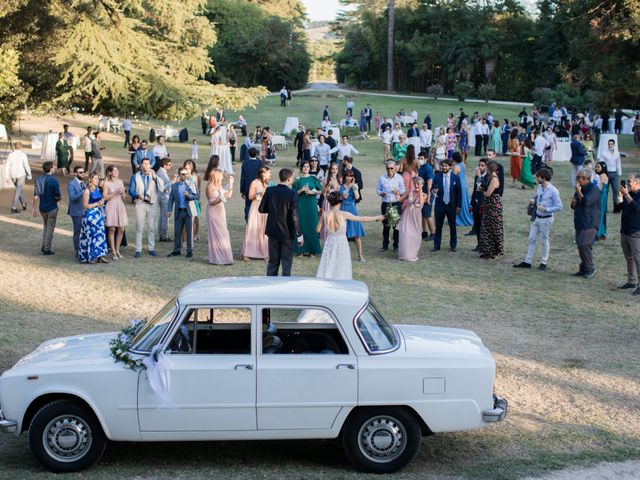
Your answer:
[395,325,493,360]
[11,332,119,370]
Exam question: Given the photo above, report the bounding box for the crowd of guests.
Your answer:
[4,100,640,295]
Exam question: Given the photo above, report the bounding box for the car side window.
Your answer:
[261,307,349,355]
[169,307,252,354]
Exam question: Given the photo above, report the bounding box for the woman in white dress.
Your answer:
[315,191,383,280]
[210,125,234,175]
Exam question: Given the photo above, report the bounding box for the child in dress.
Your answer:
[191,139,198,161]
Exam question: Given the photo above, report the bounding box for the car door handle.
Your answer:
[336,363,355,370]
[234,364,254,370]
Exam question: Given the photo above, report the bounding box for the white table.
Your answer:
[607,118,635,134]
[283,117,299,135]
[399,116,415,126]
[552,140,571,162]
[158,127,179,141]
[339,119,359,128]
[271,135,288,150]
[0,124,7,140]
[40,133,58,161]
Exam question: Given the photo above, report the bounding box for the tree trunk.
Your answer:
[387,0,395,92]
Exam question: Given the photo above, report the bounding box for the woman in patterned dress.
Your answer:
[478,160,504,259]
[78,173,109,264]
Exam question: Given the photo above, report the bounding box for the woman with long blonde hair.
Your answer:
[206,169,234,265]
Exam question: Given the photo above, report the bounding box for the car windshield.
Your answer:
[131,299,178,352]
[356,301,399,353]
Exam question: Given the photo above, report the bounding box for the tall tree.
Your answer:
[387,0,395,92]
[0,0,267,124]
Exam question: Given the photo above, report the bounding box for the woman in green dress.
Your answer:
[292,161,322,256]
[519,138,536,188]
[55,132,69,175]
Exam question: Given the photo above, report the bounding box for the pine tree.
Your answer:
[0,0,267,124]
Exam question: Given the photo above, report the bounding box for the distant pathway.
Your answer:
[273,81,534,107]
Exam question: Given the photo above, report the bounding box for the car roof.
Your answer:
[176,276,370,308]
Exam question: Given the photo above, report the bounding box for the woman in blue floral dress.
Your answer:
[78,173,109,263]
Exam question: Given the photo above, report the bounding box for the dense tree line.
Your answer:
[2,0,321,128]
[334,0,640,110]
[204,0,310,91]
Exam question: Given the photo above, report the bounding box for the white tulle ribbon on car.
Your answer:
[142,345,175,407]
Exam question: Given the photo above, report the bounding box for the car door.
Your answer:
[138,305,257,432]
[256,306,358,430]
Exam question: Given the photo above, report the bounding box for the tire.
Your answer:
[28,399,107,473]
[342,407,421,473]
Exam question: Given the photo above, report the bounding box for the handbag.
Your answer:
[527,195,537,221]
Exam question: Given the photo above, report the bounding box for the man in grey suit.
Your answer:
[166,167,199,258]
[67,166,86,252]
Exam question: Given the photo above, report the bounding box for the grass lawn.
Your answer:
[0,91,639,479]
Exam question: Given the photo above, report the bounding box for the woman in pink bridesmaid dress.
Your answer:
[398,176,425,262]
[242,166,271,261]
[206,169,234,265]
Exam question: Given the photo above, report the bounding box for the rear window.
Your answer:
[355,301,399,353]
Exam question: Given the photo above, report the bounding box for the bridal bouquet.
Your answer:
[385,205,401,229]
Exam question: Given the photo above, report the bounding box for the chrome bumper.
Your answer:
[0,410,17,433]
[482,395,508,422]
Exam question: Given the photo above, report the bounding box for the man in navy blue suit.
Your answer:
[240,147,263,221]
[431,159,462,252]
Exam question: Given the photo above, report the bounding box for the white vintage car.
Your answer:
[0,277,506,473]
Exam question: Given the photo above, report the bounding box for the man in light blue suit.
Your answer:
[166,167,199,258]
[67,166,86,252]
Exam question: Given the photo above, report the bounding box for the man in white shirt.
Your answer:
[391,123,403,146]
[279,86,288,107]
[82,126,95,172]
[5,142,32,213]
[314,135,332,172]
[321,116,332,134]
[477,118,490,155]
[332,135,360,164]
[152,136,170,172]
[410,109,418,122]
[156,157,173,242]
[532,132,550,174]
[552,108,562,124]
[382,125,392,162]
[122,116,133,148]
[346,99,354,116]
[600,138,622,211]
[419,124,433,157]
[376,161,406,251]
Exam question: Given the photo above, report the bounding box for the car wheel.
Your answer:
[28,399,107,473]
[342,407,421,473]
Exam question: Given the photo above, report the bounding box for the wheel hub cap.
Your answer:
[358,415,406,463]
[43,415,92,463]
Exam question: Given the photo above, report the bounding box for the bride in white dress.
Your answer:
[316,191,383,280]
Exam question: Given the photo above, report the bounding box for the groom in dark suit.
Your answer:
[431,159,462,252]
[259,168,303,276]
